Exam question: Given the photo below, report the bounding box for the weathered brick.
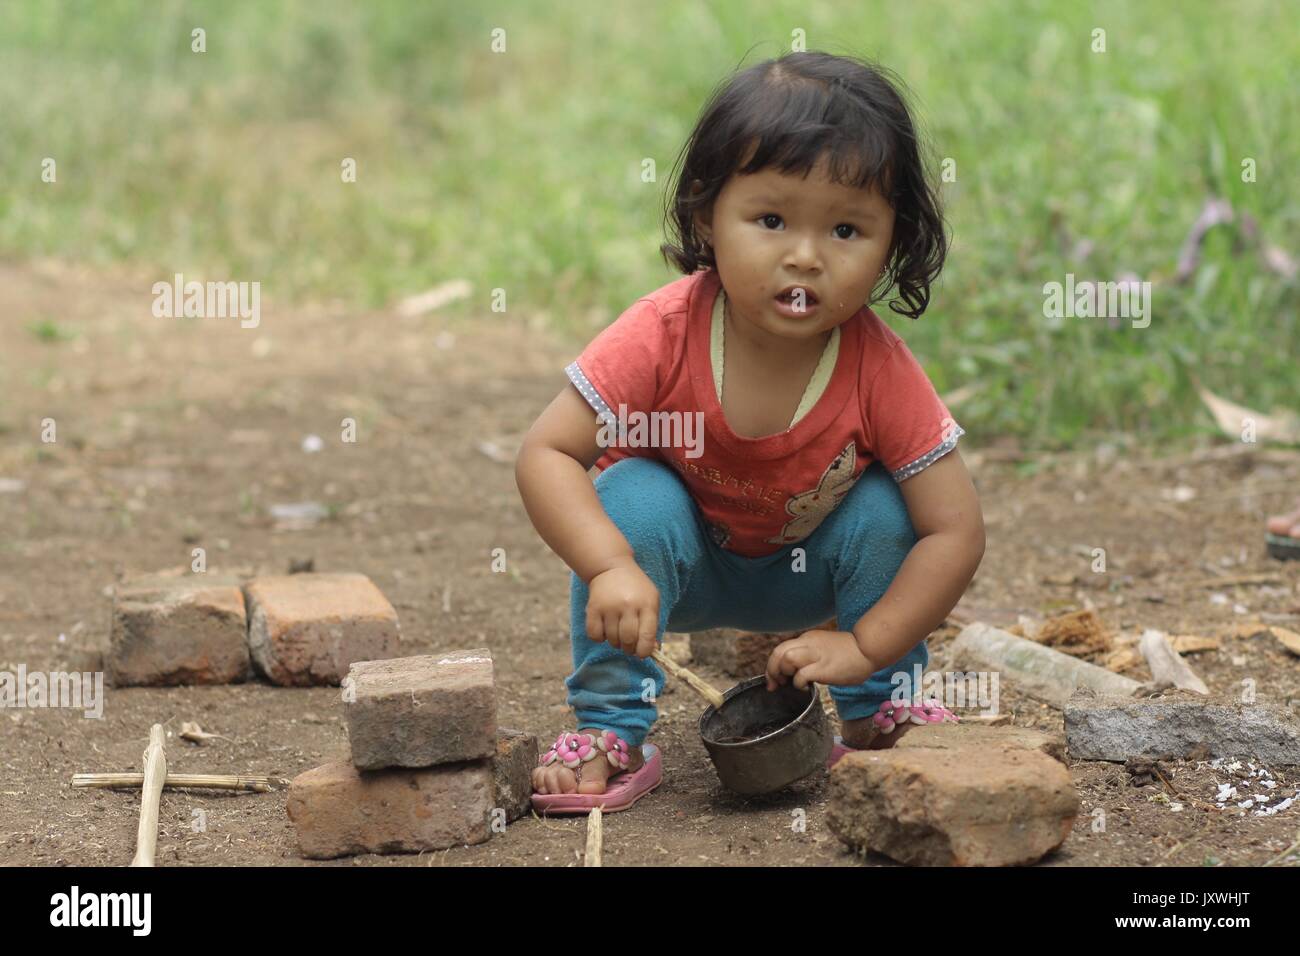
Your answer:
[344,649,495,769]
[244,573,400,686]
[827,746,1079,866]
[494,728,538,823]
[109,575,250,686]
[286,759,492,859]
[892,722,1069,765]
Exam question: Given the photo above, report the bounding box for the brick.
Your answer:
[827,747,1079,866]
[892,722,1069,765]
[1064,688,1300,764]
[286,759,492,859]
[244,573,400,686]
[109,575,250,686]
[494,728,538,823]
[344,649,495,769]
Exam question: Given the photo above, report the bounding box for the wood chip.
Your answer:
[1169,634,1221,654]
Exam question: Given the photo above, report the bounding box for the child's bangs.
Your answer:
[732,85,898,200]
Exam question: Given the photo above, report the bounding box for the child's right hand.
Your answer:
[585,557,660,659]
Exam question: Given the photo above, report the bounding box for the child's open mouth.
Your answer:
[774,286,820,313]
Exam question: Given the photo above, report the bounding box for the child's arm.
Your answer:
[766,449,984,688]
[515,384,660,656]
[851,448,985,669]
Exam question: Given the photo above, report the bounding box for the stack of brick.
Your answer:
[108,571,401,687]
[286,647,538,859]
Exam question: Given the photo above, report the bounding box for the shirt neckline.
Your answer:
[688,268,859,461]
[711,286,840,429]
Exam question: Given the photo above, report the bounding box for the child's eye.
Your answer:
[834,224,858,240]
[759,214,782,230]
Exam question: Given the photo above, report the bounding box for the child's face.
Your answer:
[693,152,895,346]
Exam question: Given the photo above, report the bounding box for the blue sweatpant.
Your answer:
[565,456,927,746]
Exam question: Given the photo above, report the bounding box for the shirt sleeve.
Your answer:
[863,339,965,482]
[564,297,666,434]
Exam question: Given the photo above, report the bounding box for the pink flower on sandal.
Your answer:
[597,730,630,770]
[871,697,959,734]
[540,732,599,769]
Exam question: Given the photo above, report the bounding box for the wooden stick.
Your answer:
[73,772,285,792]
[130,724,167,867]
[584,808,603,867]
[650,648,725,709]
[1188,573,1285,588]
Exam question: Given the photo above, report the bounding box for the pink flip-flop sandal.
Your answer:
[826,698,959,769]
[530,730,663,816]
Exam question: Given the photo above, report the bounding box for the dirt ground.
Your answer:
[2,258,1298,867]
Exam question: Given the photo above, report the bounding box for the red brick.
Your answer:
[109,575,250,686]
[344,649,495,769]
[286,759,492,859]
[244,573,399,686]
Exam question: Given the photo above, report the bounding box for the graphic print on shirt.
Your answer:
[766,442,860,545]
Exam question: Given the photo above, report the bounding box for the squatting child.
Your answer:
[515,50,985,813]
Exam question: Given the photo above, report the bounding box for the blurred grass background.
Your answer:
[1,0,1296,449]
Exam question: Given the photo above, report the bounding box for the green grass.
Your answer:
[27,318,76,343]
[1,0,1297,447]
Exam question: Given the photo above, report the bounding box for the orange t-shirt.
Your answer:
[565,268,963,558]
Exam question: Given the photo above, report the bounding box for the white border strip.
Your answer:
[890,425,966,482]
[565,361,623,437]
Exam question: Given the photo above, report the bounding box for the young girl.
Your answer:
[516,51,985,814]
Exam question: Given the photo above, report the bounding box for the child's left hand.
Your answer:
[764,629,876,690]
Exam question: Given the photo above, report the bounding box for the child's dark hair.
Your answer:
[660,51,947,319]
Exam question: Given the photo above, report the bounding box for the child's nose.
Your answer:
[783,233,822,271]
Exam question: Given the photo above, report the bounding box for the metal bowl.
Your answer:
[698,676,832,795]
